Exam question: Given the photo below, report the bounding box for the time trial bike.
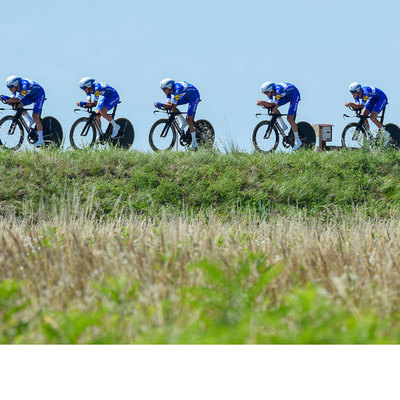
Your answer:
[149,109,215,152]
[342,106,400,149]
[69,102,135,150]
[252,107,315,153]
[0,102,63,150]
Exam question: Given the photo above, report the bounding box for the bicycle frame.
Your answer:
[0,103,34,135]
[73,103,119,139]
[153,109,188,138]
[255,106,289,140]
[343,106,386,136]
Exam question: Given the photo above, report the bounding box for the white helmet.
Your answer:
[79,77,95,89]
[6,75,22,88]
[349,82,362,93]
[261,81,275,93]
[160,78,175,90]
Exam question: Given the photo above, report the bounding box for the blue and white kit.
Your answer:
[87,82,120,111]
[355,86,388,114]
[268,83,301,116]
[10,79,46,115]
[166,81,200,117]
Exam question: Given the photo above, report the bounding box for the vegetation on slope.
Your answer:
[1,147,400,218]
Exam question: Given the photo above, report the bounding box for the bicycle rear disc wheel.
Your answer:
[111,118,135,149]
[69,117,96,149]
[252,120,279,153]
[342,122,368,149]
[384,123,400,148]
[297,121,316,149]
[195,119,215,148]
[149,119,177,151]
[0,116,24,150]
[42,116,63,148]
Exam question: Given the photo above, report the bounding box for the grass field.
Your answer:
[1,148,400,343]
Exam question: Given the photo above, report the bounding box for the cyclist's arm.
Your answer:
[345,102,363,109]
[88,89,99,107]
[77,93,98,108]
[0,95,20,104]
[161,102,178,111]
[256,100,278,109]
[155,92,178,110]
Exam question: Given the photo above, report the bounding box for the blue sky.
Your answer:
[1,0,400,151]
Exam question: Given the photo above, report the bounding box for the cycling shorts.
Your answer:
[176,90,200,117]
[97,94,120,111]
[277,89,300,116]
[365,95,388,114]
[21,88,46,115]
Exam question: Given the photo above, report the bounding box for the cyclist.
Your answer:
[77,77,120,138]
[257,82,302,151]
[0,75,46,146]
[155,78,200,149]
[345,82,389,141]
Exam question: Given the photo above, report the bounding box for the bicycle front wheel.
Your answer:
[252,120,279,153]
[195,119,215,148]
[69,117,96,149]
[0,116,24,150]
[43,116,63,148]
[149,119,177,151]
[342,122,368,149]
[111,118,135,149]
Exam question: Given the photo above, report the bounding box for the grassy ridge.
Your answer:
[1,148,400,218]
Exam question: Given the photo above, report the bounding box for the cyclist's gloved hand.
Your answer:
[1,95,10,103]
[155,102,163,109]
[79,101,88,108]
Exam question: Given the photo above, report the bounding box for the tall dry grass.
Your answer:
[1,201,400,319]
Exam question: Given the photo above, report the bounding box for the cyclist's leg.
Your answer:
[186,94,200,148]
[286,93,301,148]
[18,97,34,127]
[98,95,120,137]
[32,90,45,134]
[361,107,371,130]
[370,97,387,129]
[95,97,107,128]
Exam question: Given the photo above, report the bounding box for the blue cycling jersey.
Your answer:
[268,83,299,104]
[355,86,386,105]
[167,81,199,105]
[88,82,119,102]
[12,79,44,101]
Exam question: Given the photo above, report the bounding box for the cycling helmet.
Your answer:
[261,81,275,93]
[6,75,22,88]
[349,82,362,93]
[160,78,175,90]
[79,77,95,89]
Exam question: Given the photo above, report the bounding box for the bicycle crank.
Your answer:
[180,131,191,146]
[282,134,293,148]
[28,128,38,144]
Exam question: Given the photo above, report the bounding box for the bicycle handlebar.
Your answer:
[0,106,33,111]
[74,106,94,114]
[255,110,290,119]
[153,109,188,116]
